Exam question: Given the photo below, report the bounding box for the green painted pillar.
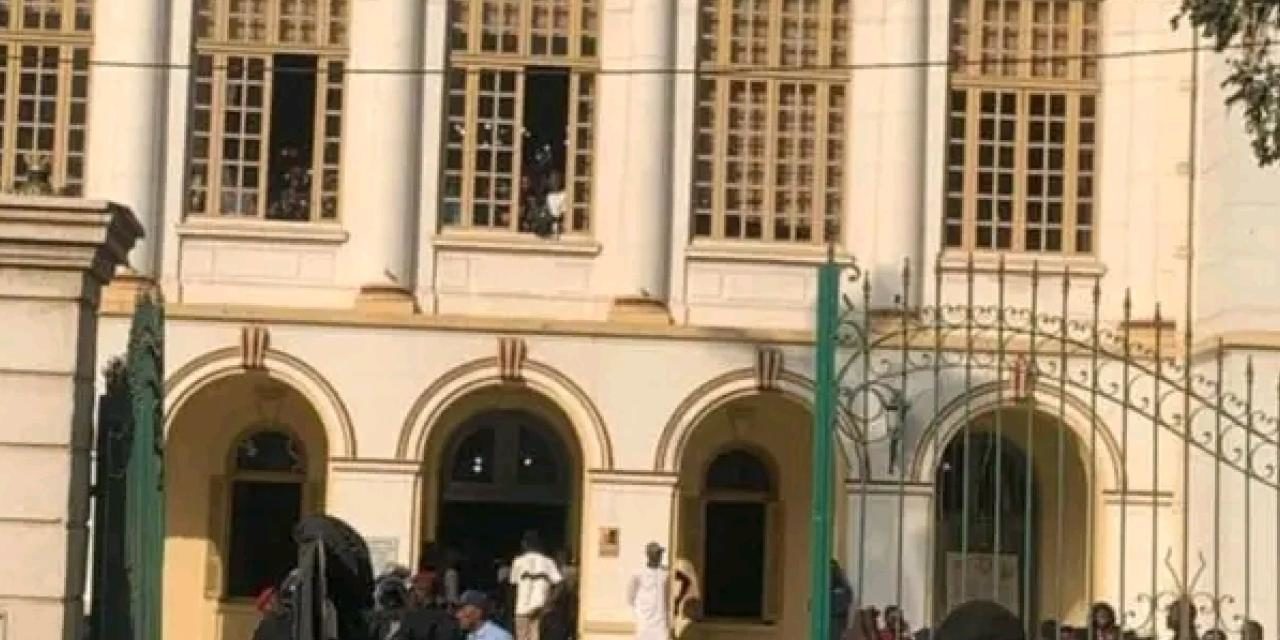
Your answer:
[810,259,840,640]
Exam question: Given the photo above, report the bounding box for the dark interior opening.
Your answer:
[267,54,318,221]
[703,501,767,619]
[226,481,303,598]
[520,66,570,235]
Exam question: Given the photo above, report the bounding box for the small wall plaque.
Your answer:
[598,527,620,558]
[367,536,400,573]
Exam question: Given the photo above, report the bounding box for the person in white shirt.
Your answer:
[509,531,562,640]
[626,542,671,640]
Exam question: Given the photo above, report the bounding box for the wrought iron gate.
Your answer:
[89,291,165,640]
[813,256,1280,640]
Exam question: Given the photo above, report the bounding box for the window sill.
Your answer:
[178,217,349,245]
[938,251,1106,277]
[433,231,602,257]
[685,240,852,266]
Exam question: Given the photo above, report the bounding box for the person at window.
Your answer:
[626,542,670,640]
[830,560,852,640]
[510,531,563,640]
[268,146,312,221]
[535,170,566,237]
[457,590,513,640]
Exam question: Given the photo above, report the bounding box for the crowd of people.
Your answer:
[837,597,1268,640]
[247,516,1272,640]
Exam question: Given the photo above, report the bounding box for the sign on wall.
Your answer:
[598,527,620,558]
[945,553,1020,615]
[367,537,401,573]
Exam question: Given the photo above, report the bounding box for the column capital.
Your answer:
[0,196,142,285]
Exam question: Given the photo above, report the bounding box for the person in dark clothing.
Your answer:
[369,577,411,640]
[253,572,301,640]
[935,601,1024,640]
[830,560,853,640]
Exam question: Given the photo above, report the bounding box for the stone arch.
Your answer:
[396,357,614,470]
[165,346,356,458]
[654,368,870,480]
[908,380,1126,493]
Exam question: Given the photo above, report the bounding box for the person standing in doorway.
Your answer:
[456,590,513,640]
[510,531,562,640]
[626,542,670,640]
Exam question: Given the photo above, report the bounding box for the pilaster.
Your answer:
[0,196,141,640]
[341,0,425,312]
[580,471,678,639]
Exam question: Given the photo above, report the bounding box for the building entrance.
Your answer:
[437,409,574,593]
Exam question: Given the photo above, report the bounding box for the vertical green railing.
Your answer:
[810,258,840,640]
[125,291,165,640]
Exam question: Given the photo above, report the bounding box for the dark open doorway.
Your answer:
[434,409,576,596]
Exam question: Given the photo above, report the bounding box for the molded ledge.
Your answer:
[354,283,418,314]
[0,195,142,283]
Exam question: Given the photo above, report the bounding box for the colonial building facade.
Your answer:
[0,0,1268,639]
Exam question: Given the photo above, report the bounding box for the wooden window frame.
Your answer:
[692,0,849,246]
[186,0,348,223]
[441,0,599,236]
[945,0,1100,255]
[219,428,313,602]
[0,0,92,194]
[697,447,783,624]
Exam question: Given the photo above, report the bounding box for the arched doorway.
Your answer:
[435,408,575,592]
[673,392,846,640]
[164,375,328,640]
[933,409,1090,627]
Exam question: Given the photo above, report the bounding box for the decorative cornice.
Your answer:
[0,196,142,283]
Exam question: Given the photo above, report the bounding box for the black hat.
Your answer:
[458,590,490,611]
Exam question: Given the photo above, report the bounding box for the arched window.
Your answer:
[691,0,850,244]
[701,448,777,620]
[943,0,1100,254]
[442,411,567,504]
[225,429,308,599]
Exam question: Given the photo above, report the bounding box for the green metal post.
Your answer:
[810,258,840,640]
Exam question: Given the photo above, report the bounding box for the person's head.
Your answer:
[1091,603,1117,630]
[1243,620,1265,640]
[645,542,665,567]
[255,586,278,615]
[1041,620,1060,640]
[375,577,409,611]
[886,606,906,631]
[522,530,543,554]
[1058,625,1077,640]
[410,572,438,608]
[455,590,490,631]
[1166,597,1197,635]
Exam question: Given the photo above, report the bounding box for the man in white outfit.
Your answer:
[626,542,671,640]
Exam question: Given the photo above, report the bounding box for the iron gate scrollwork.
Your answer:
[813,255,1280,640]
[89,290,165,640]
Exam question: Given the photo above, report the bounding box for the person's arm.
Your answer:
[626,574,639,609]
